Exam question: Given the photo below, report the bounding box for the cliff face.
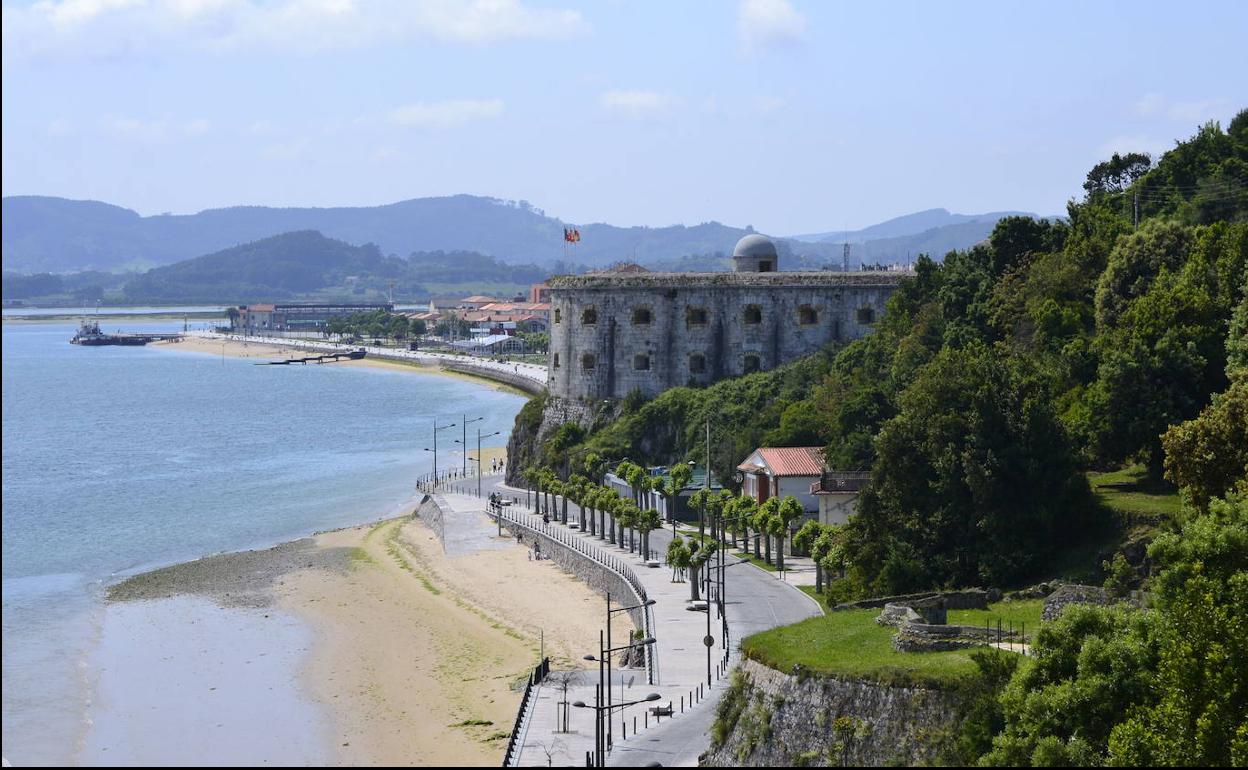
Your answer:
[504,394,601,486]
[704,660,962,767]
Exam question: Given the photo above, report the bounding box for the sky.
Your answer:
[2,0,1245,236]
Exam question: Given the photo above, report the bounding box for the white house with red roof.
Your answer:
[737,446,865,526]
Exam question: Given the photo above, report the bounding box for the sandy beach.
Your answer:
[154,335,530,397]
[98,504,605,766]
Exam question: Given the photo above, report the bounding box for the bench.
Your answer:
[649,705,674,717]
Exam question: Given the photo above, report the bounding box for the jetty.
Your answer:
[256,350,367,365]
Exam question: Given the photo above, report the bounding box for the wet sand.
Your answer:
[95,508,602,765]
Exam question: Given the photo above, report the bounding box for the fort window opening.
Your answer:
[798,305,818,325]
[582,354,596,372]
[743,354,762,374]
[758,260,774,272]
[689,353,706,373]
[686,306,709,326]
[554,308,561,324]
[633,354,651,371]
[632,307,652,325]
[553,353,560,369]
[856,307,875,325]
[582,307,597,325]
[743,305,763,324]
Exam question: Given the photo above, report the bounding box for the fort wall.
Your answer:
[546,272,907,400]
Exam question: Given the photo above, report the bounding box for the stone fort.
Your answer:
[546,234,909,400]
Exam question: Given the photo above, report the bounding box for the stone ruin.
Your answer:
[872,591,1021,653]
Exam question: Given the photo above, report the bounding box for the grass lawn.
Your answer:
[741,600,1044,688]
[1089,465,1182,519]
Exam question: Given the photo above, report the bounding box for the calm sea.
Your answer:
[1,320,527,766]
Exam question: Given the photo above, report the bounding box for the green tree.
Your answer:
[1161,376,1248,512]
[774,496,805,573]
[666,536,690,583]
[851,343,1091,592]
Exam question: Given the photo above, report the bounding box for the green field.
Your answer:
[1088,465,1183,519]
[741,600,1043,688]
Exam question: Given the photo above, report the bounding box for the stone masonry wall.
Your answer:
[703,659,962,767]
[548,273,907,400]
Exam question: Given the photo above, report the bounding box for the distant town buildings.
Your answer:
[231,302,393,332]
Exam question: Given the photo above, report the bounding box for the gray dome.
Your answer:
[733,234,777,259]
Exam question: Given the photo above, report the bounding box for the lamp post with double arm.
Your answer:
[581,629,657,767]
[423,420,457,486]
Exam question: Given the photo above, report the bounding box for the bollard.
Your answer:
[635,716,638,733]
[681,695,684,713]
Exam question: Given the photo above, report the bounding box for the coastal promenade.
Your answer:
[466,479,822,767]
[189,331,548,393]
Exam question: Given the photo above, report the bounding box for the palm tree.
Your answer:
[666,536,690,583]
[794,520,828,593]
[688,540,717,602]
[775,496,805,574]
[735,495,758,554]
[636,508,662,560]
[754,498,779,563]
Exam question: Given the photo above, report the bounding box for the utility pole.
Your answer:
[1133,192,1139,229]
[702,417,710,540]
[843,241,850,273]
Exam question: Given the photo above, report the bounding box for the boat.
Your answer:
[69,319,183,346]
[70,320,148,346]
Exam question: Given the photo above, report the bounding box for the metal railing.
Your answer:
[503,656,550,767]
[486,504,658,686]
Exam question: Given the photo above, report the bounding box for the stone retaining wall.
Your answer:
[414,494,444,542]
[703,659,961,767]
[441,361,546,395]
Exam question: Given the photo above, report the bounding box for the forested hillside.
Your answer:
[538,112,1247,590]
[118,231,556,303]
[526,112,1248,768]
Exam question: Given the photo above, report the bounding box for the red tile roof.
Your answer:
[737,447,826,477]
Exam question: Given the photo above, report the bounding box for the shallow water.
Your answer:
[1,321,526,766]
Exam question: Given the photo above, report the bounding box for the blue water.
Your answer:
[0,321,527,765]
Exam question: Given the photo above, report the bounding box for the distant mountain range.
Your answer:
[1,195,1052,276]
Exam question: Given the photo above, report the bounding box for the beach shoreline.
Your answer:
[92,503,603,766]
[153,334,535,396]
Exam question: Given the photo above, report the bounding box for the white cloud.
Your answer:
[737,0,804,51]
[47,118,74,136]
[599,90,676,120]
[1131,93,1233,124]
[104,116,169,141]
[182,118,211,136]
[1098,134,1170,160]
[3,0,588,62]
[389,98,504,128]
[755,95,786,114]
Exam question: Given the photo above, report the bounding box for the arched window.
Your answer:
[633,354,651,371]
[553,353,560,369]
[632,307,652,325]
[743,305,763,325]
[798,305,818,325]
[582,354,596,371]
[856,307,875,324]
[743,354,761,374]
[688,353,706,373]
[582,306,597,325]
[686,306,709,327]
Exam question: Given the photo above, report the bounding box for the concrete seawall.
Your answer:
[441,361,546,396]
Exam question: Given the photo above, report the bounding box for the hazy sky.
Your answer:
[2,0,1245,235]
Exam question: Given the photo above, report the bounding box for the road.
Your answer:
[486,478,821,767]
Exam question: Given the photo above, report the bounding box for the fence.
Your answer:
[487,503,658,687]
[503,656,550,767]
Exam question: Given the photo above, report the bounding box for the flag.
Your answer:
[564,227,581,243]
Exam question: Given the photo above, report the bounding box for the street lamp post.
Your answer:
[461,414,483,474]
[456,429,501,498]
[581,629,657,767]
[571,688,661,768]
[423,420,457,486]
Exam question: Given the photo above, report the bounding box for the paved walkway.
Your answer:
[194,331,549,389]
[476,479,821,767]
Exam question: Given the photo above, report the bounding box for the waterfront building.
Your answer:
[232,302,394,332]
